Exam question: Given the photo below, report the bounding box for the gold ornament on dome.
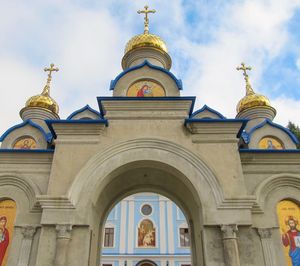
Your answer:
[127,80,165,97]
[259,136,284,150]
[25,63,59,114]
[13,137,37,149]
[236,62,274,113]
[124,5,168,55]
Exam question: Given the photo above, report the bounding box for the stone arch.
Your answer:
[136,259,158,266]
[68,138,223,266]
[253,173,300,226]
[0,174,41,215]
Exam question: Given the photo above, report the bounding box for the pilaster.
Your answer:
[257,228,277,266]
[220,224,240,266]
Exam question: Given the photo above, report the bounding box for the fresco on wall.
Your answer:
[138,219,155,247]
[127,80,165,97]
[13,137,37,149]
[0,200,17,266]
[259,137,284,150]
[277,200,300,266]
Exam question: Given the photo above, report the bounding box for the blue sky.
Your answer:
[1,0,300,134]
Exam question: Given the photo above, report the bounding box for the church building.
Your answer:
[0,5,300,266]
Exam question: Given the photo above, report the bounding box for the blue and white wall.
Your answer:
[101,193,191,266]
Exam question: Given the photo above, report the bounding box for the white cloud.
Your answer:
[0,0,300,137]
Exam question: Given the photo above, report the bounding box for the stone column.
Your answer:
[54,224,73,266]
[17,226,37,266]
[221,224,240,266]
[257,228,276,266]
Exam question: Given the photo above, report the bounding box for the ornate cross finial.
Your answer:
[237,62,254,95]
[137,5,156,34]
[42,63,59,95]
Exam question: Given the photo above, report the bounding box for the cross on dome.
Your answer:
[237,62,254,95]
[137,5,156,34]
[42,63,59,96]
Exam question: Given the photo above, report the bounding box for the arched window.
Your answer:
[138,219,156,247]
[0,199,17,265]
[276,200,300,266]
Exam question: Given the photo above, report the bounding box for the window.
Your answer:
[180,228,190,247]
[141,204,152,216]
[103,228,114,247]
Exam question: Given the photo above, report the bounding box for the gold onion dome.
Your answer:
[236,93,272,113]
[125,5,168,55]
[25,63,59,115]
[236,63,274,113]
[124,33,168,54]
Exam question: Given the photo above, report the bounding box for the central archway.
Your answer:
[69,139,222,266]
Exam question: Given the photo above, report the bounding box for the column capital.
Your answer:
[257,228,272,239]
[221,224,238,239]
[21,226,37,240]
[56,224,73,239]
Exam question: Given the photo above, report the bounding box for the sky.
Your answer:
[1,0,300,135]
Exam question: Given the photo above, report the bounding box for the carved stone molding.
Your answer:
[21,226,37,240]
[221,224,238,239]
[257,228,272,239]
[56,224,73,239]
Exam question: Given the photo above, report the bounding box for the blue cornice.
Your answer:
[67,104,101,120]
[46,119,109,139]
[184,118,248,138]
[239,149,300,153]
[110,60,183,91]
[97,96,196,117]
[190,104,226,119]
[0,149,54,153]
[0,120,52,143]
[247,119,299,145]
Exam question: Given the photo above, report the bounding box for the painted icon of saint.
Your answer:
[137,84,153,97]
[0,216,9,265]
[282,216,300,266]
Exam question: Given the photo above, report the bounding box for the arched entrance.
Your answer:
[136,260,158,266]
[69,139,221,266]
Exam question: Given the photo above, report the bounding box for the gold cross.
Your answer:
[237,62,254,95]
[42,63,59,95]
[137,5,156,34]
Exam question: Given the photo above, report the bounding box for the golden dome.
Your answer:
[124,33,168,55]
[25,89,59,114]
[237,92,273,113]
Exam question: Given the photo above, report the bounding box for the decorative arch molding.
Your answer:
[253,173,300,214]
[0,174,41,211]
[68,138,224,209]
[136,260,158,266]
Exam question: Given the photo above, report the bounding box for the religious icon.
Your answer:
[277,200,300,266]
[259,137,284,150]
[13,137,37,150]
[0,200,16,266]
[138,219,156,247]
[127,80,165,97]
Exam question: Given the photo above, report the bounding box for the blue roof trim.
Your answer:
[97,96,196,117]
[0,149,54,153]
[184,118,248,138]
[0,120,52,143]
[190,104,226,119]
[241,131,250,144]
[239,149,300,153]
[109,60,183,91]
[247,119,299,145]
[67,104,101,120]
[46,119,108,139]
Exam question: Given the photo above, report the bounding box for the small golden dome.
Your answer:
[124,33,168,55]
[25,90,59,114]
[236,93,272,113]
